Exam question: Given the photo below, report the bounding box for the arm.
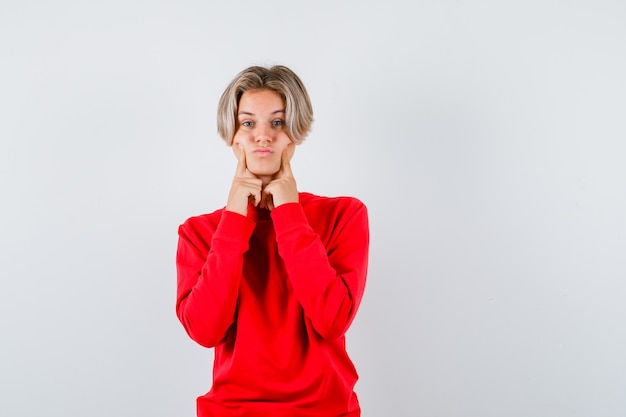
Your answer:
[176,212,255,348]
[176,145,261,347]
[271,201,369,339]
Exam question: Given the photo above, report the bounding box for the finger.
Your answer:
[261,183,272,205]
[248,191,259,207]
[259,193,266,209]
[251,180,263,206]
[280,145,293,178]
[247,187,261,207]
[261,188,274,210]
[235,145,246,177]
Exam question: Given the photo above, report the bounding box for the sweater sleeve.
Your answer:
[271,201,369,340]
[176,211,256,348]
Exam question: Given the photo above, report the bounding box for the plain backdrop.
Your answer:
[1,1,625,416]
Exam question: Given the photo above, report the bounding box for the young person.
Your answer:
[175,65,369,417]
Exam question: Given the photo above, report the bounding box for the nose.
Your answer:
[254,125,272,144]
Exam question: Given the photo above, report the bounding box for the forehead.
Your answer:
[238,89,285,114]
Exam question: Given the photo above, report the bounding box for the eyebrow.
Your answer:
[238,109,285,117]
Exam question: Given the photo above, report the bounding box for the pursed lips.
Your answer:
[253,148,273,156]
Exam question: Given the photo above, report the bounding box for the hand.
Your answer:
[225,146,263,216]
[261,146,299,211]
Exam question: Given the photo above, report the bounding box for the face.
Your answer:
[233,89,294,183]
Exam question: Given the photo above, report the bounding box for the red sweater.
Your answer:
[176,192,369,417]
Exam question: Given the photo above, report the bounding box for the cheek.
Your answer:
[283,137,296,156]
[233,133,253,148]
[278,135,294,149]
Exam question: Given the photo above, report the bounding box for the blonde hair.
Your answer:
[217,65,314,145]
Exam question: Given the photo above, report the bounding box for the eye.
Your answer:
[241,121,253,127]
[272,119,284,127]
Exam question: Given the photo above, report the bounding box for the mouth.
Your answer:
[253,148,273,157]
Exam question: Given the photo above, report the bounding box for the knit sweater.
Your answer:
[176,192,369,417]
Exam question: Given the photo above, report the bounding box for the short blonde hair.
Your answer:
[217,65,314,145]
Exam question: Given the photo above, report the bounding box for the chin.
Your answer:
[249,165,280,177]
[252,170,280,179]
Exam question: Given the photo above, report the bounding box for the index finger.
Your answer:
[280,145,293,177]
[236,145,247,176]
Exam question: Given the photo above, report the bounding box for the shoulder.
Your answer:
[299,192,368,229]
[298,192,368,246]
[178,207,225,241]
[300,192,367,214]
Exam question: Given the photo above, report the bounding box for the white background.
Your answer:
[1,1,625,416]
